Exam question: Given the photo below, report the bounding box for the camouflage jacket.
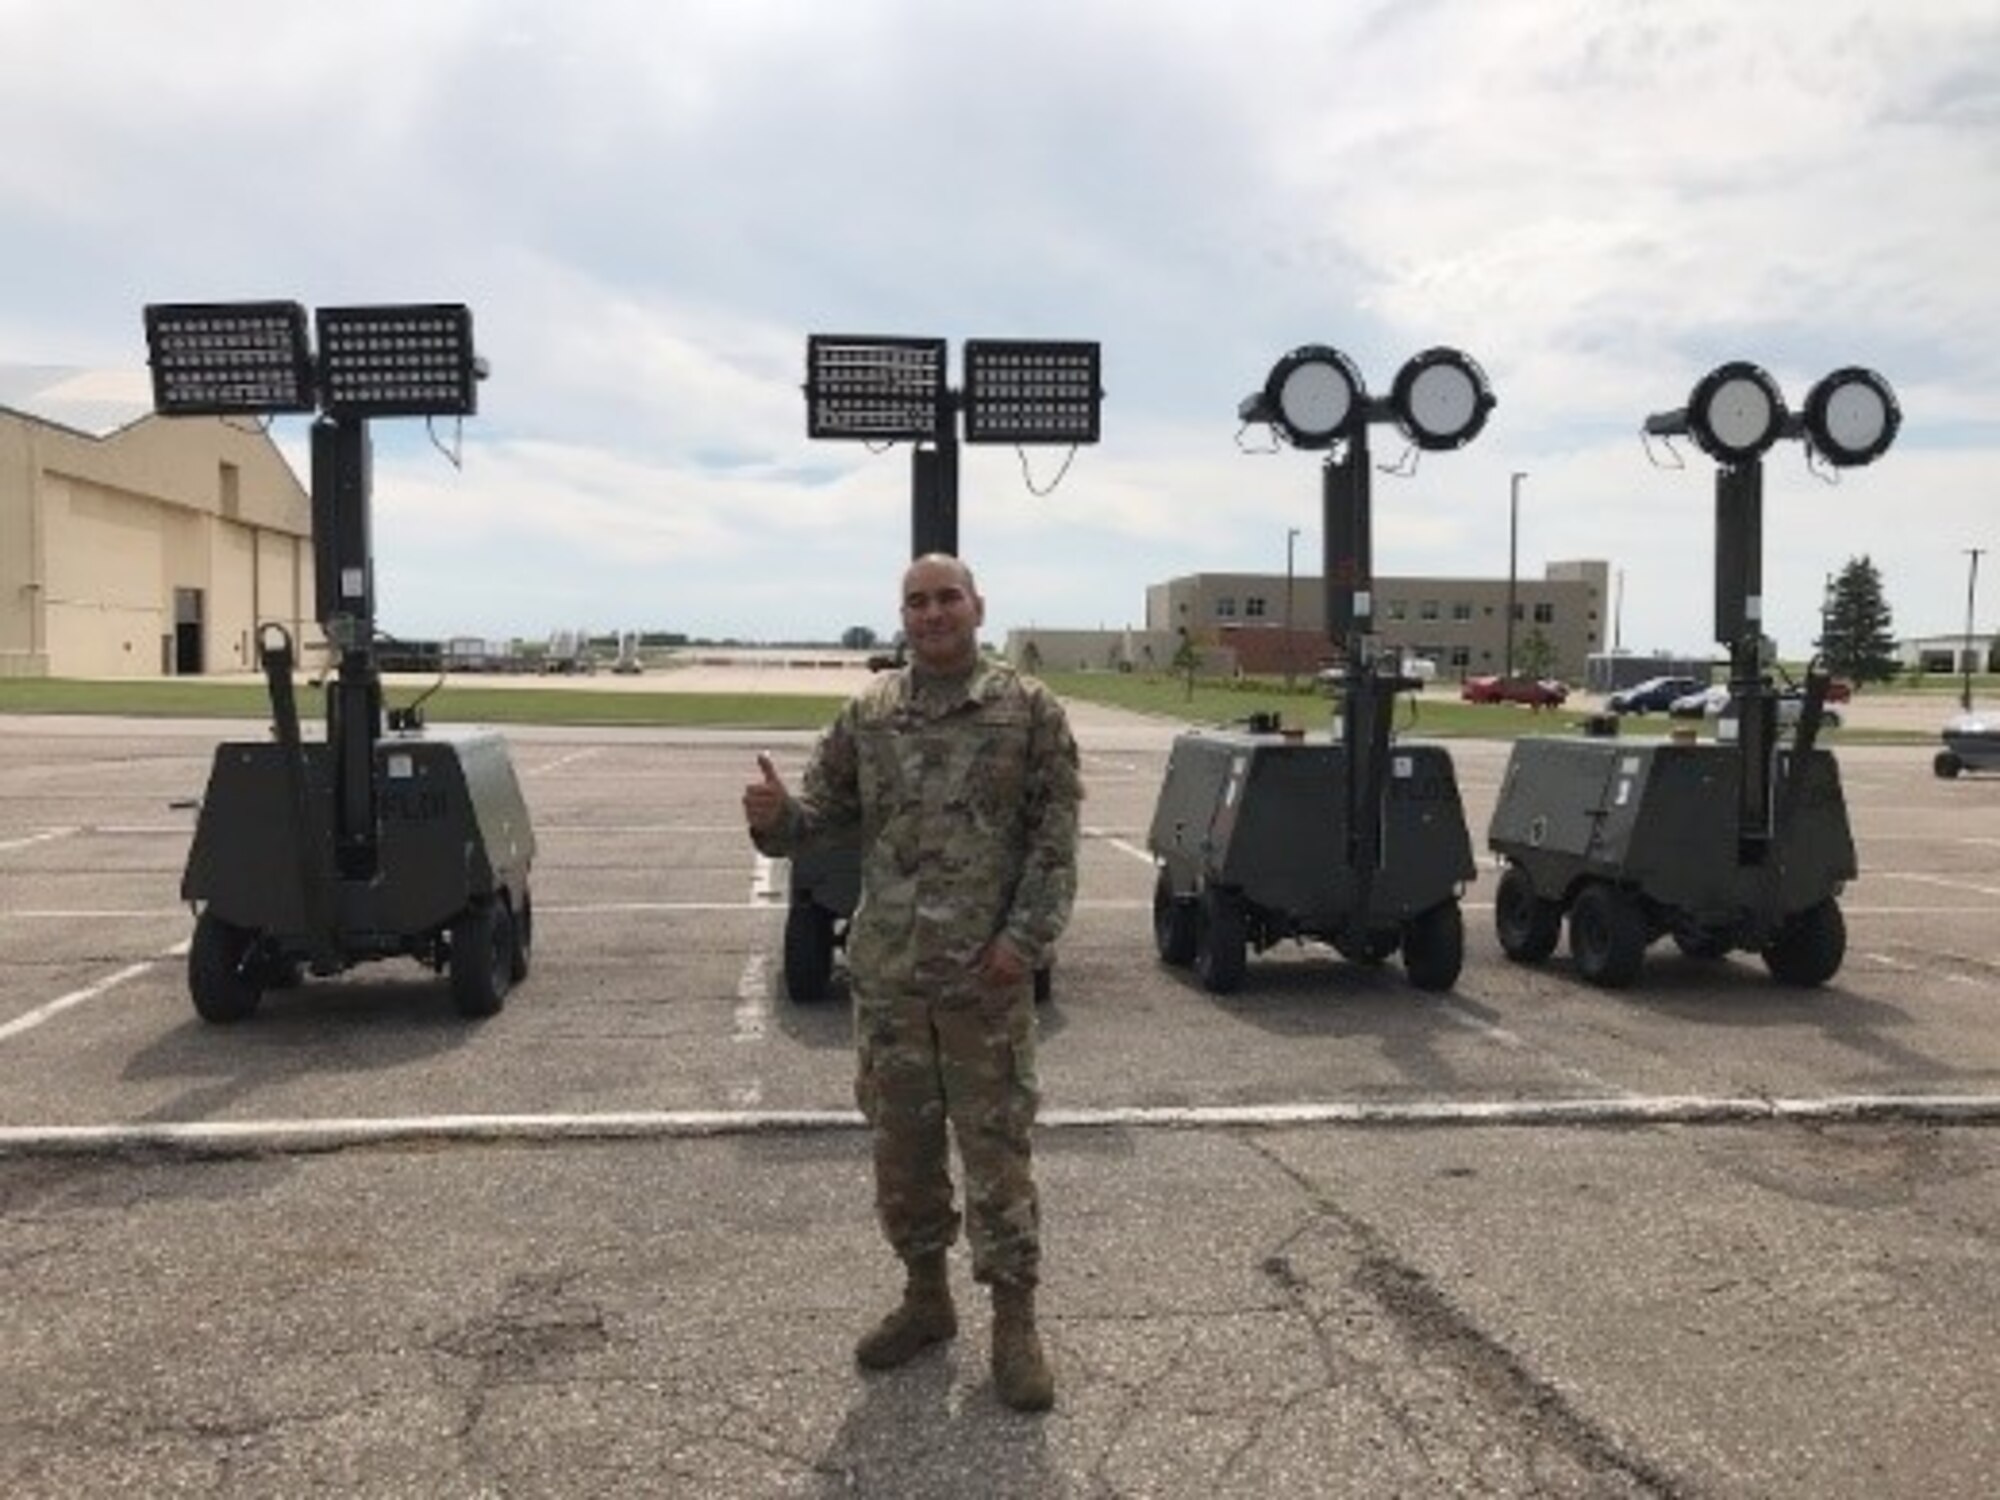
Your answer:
[755,660,1081,1000]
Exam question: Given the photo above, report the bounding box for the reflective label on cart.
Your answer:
[387,753,414,779]
[1225,755,1246,806]
[1620,755,1639,775]
[1393,755,1413,778]
[1615,779,1631,806]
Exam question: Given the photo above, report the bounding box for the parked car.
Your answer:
[1608,675,1705,714]
[1700,687,1843,730]
[1668,685,1730,719]
[1461,675,1569,707]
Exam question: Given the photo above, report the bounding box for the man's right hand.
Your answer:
[742,751,790,836]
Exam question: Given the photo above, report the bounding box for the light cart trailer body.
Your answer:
[1488,361,1899,988]
[780,335,1104,1002]
[1147,344,1495,994]
[1148,720,1475,992]
[147,300,536,1023]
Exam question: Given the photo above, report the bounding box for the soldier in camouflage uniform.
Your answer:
[742,553,1081,1411]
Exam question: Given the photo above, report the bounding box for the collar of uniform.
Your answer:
[905,658,1000,716]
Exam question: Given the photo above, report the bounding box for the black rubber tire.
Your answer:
[1194,887,1247,994]
[1494,865,1562,963]
[1152,870,1198,966]
[783,899,837,1003]
[1935,750,1963,780]
[450,900,514,1019]
[1402,901,1465,992]
[509,888,533,983]
[1568,883,1647,989]
[189,910,263,1024]
[1763,899,1845,987]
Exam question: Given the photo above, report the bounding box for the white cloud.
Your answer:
[4,0,1996,659]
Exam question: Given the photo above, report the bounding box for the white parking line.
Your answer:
[1436,1001,1627,1094]
[0,828,80,854]
[728,853,783,1107]
[4,909,185,920]
[0,962,155,1042]
[522,748,603,775]
[1086,825,1154,865]
[750,852,784,904]
[5,1093,1998,1156]
[1870,871,2000,900]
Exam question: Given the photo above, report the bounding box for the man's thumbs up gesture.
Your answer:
[743,751,790,836]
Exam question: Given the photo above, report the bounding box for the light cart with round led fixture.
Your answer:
[1487,360,1900,988]
[1147,345,1493,995]
[147,299,535,1024]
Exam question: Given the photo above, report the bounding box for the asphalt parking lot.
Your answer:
[2,706,1998,1498]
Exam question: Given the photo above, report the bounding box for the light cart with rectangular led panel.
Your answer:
[1486,362,1899,987]
[1146,345,1492,994]
[145,299,535,1023]
[785,333,1102,1004]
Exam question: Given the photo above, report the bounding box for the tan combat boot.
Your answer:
[855,1252,957,1370]
[990,1283,1055,1411]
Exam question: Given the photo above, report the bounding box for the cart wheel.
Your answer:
[1152,870,1198,966]
[1033,962,1053,1005]
[509,887,533,983]
[189,910,263,1025]
[450,899,514,1019]
[1194,887,1247,994]
[783,899,837,1003]
[1935,750,1963,779]
[1402,900,1464,991]
[1568,883,1647,989]
[1494,865,1562,963]
[1762,899,1845,987]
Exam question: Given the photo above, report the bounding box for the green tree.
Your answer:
[1514,627,1558,681]
[1171,628,1201,701]
[840,625,878,650]
[1816,555,1899,685]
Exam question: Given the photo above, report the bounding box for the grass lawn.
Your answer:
[0,677,849,731]
[0,669,1938,743]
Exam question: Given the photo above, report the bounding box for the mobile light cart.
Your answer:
[148,300,535,1023]
[1148,345,1493,993]
[1487,361,1899,987]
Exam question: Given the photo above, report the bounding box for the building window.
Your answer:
[1419,600,1440,621]
[1216,597,1237,618]
[1533,603,1555,624]
[1385,600,1407,621]
[1451,601,1472,622]
[1449,646,1471,668]
[1245,596,1267,618]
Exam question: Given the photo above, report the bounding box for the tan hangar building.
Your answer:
[1,367,315,679]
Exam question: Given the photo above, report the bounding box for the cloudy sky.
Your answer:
[3,0,1996,659]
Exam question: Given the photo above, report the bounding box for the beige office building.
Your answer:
[1,372,315,679]
[1145,560,1609,680]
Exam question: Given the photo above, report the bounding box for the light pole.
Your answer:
[1963,547,1985,712]
[1284,525,1301,691]
[1505,471,1526,677]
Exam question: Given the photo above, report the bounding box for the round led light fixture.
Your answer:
[1802,366,1900,467]
[1687,360,1786,464]
[1263,345,1364,448]
[1391,347,1494,450]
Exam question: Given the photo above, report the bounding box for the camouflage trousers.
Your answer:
[852,982,1041,1288]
